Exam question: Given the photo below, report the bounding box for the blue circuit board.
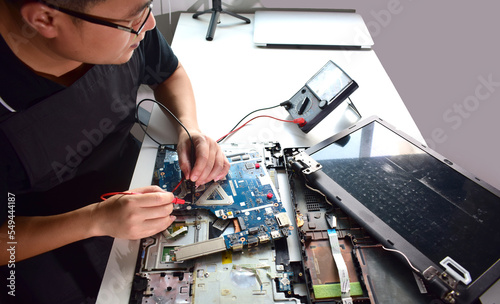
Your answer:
[155,145,291,253]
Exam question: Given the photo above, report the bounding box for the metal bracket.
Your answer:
[423,266,459,303]
[291,151,322,174]
[423,266,459,289]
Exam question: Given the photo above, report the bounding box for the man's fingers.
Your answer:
[197,148,229,185]
[117,191,174,208]
[189,135,210,183]
[177,146,193,179]
[130,215,177,240]
[130,185,167,194]
[215,154,231,181]
[194,143,216,185]
[139,203,174,221]
[176,132,231,186]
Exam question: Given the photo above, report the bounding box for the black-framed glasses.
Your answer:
[38,0,153,36]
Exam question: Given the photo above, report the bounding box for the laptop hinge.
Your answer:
[423,266,459,303]
[289,151,322,174]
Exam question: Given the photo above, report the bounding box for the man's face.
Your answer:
[51,0,156,65]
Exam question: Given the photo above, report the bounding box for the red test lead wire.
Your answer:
[217,115,306,143]
[100,192,139,201]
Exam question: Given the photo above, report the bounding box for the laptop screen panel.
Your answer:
[309,120,500,284]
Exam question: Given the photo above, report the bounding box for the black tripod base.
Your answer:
[193,9,250,41]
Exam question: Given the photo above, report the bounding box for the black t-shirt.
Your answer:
[0,26,178,117]
[0,27,178,304]
[0,26,178,219]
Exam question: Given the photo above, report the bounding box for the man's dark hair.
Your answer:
[5,0,106,12]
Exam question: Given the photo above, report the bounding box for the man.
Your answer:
[0,0,230,302]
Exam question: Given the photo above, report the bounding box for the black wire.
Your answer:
[135,98,194,155]
[136,100,162,146]
[216,97,358,143]
[217,103,283,143]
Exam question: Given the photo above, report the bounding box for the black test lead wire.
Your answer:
[136,98,196,186]
[217,103,287,143]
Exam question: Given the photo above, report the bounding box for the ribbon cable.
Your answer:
[328,227,353,304]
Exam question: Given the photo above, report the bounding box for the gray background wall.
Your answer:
[154,0,500,190]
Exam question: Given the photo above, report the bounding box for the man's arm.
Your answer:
[0,186,176,265]
[152,62,230,186]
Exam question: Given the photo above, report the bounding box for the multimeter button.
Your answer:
[318,99,328,109]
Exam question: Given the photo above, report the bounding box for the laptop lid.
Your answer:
[289,116,500,303]
[253,10,374,49]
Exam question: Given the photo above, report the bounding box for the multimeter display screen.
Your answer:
[307,61,352,101]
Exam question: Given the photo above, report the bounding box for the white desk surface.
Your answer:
[97,13,425,303]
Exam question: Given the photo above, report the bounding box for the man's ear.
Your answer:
[20,2,60,38]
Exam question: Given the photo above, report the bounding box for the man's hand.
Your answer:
[90,186,177,240]
[151,62,230,186]
[176,130,230,187]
